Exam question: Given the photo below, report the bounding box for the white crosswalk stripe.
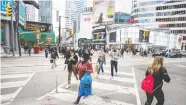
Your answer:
[37,67,141,105]
[0,72,35,105]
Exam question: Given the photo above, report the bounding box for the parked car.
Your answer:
[180,51,186,57]
[160,50,168,56]
[165,51,182,58]
[152,51,162,57]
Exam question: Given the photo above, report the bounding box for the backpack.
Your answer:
[141,74,154,94]
[51,52,56,58]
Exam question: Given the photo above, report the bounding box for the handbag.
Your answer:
[50,59,53,63]
[141,74,154,94]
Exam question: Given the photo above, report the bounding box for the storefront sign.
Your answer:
[25,23,37,30]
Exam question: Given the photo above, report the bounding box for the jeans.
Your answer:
[68,64,78,84]
[97,61,104,74]
[111,60,118,77]
[51,58,57,68]
[145,89,164,105]
[45,52,48,58]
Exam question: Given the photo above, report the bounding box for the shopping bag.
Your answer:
[141,74,154,94]
[95,64,98,72]
[78,72,92,96]
[50,59,53,63]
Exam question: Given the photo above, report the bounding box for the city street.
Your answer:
[1,53,186,105]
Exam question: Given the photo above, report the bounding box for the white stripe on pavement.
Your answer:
[174,64,186,68]
[1,81,26,89]
[1,73,33,79]
[51,88,135,105]
[103,70,133,76]
[92,74,135,83]
[132,67,141,105]
[70,79,136,95]
[0,93,14,102]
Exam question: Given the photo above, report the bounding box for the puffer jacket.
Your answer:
[145,67,171,92]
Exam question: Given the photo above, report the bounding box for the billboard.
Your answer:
[109,31,116,42]
[93,0,115,24]
[139,30,150,43]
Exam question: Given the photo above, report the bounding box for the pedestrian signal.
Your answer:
[6,4,12,17]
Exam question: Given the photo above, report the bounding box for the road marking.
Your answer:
[92,74,135,83]
[70,79,135,95]
[1,73,33,79]
[174,64,186,68]
[51,88,135,105]
[132,67,141,105]
[103,70,133,76]
[1,81,26,89]
[0,72,35,104]
[37,81,68,101]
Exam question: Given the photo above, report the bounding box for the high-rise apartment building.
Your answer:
[38,0,52,23]
[25,3,38,22]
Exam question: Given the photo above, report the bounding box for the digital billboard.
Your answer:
[93,0,115,24]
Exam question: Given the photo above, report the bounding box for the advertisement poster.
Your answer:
[139,30,150,43]
[93,0,115,24]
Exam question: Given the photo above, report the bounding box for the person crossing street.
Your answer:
[109,48,120,79]
[96,48,106,78]
[50,47,59,68]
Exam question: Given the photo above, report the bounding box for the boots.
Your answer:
[73,96,81,104]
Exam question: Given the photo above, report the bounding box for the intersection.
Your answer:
[1,53,186,105]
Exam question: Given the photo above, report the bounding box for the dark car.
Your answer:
[180,51,186,57]
[160,50,167,56]
[165,52,182,58]
[152,51,162,57]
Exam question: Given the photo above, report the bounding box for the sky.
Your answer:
[52,0,133,36]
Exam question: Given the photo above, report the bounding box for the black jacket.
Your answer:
[146,67,171,92]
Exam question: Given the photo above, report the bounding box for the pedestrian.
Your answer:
[66,49,79,89]
[97,49,106,77]
[28,45,32,56]
[50,48,59,68]
[9,45,15,56]
[44,47,49,58]
[64,47,71,70]
[144,57,170,105]
[74,49,93,104]
[3,44,9,57]
[109,48,120,79]
[121,48,124,57]
[24,44,28,54]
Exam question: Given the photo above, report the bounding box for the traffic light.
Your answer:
[144,30,148,36]
[96,33,100,39]
[68,29,72,36]
[6,4,12,17]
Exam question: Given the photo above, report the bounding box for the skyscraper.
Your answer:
[65,0,85,28]
[38,0,52,23]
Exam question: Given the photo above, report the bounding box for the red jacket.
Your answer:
[77,60,93,80]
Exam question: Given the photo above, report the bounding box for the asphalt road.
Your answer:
[1,53,186,105]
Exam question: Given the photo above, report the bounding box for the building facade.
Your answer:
[115,12,131,24]
[38,0,52,23]
[25,4,38,22]
[131,0,186,50]
[65,0,85,28]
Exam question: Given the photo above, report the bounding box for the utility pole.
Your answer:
[58,16,61,52]
[15,1,21,56]
[10,13,15,56]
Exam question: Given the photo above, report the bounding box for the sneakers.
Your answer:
[65,84,71,89]
[102,72,104,75]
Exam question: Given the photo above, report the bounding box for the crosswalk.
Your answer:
[38,66,141,105]
[0,72,35,105]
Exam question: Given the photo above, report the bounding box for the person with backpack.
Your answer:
[142,57,170,105]
[50,48,59,68]
[66,49,79,89]
[73,49,93,104]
